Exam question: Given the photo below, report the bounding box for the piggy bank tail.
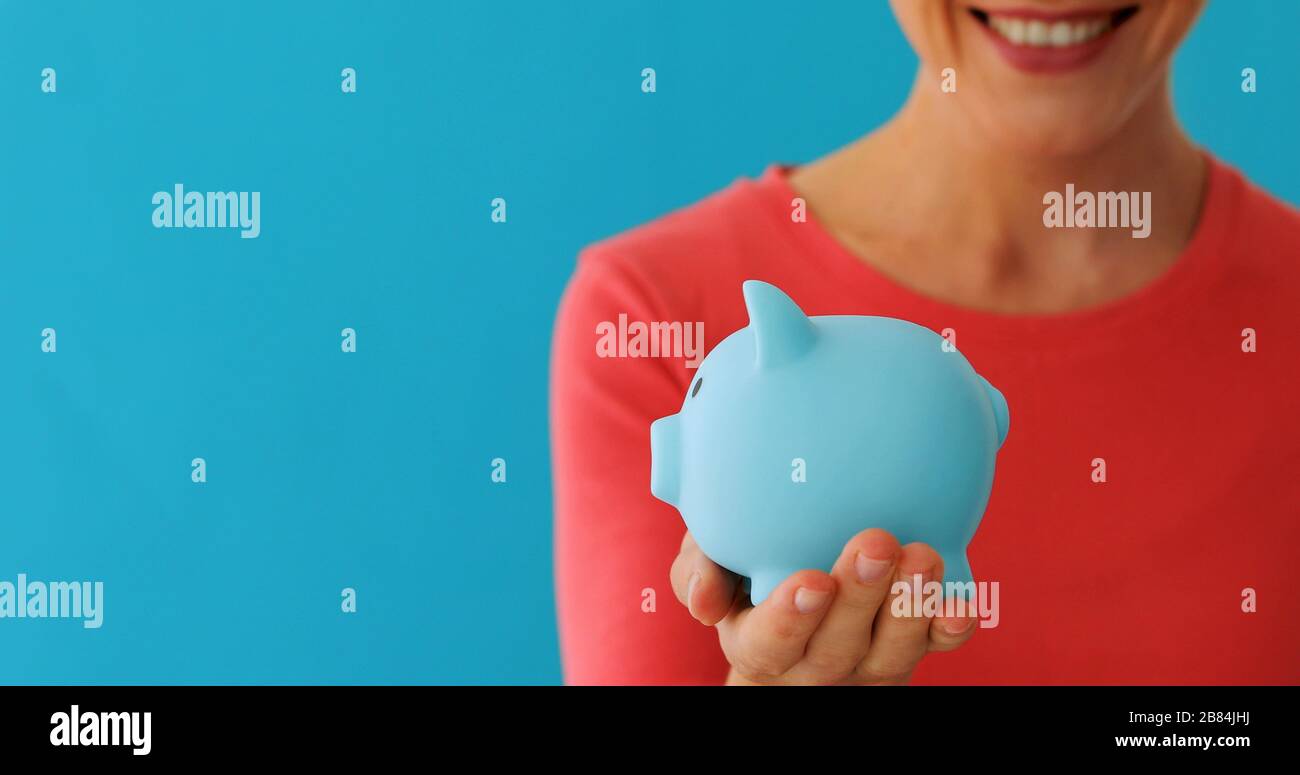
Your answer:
[979,376,1010,449]
[940,549,977,602]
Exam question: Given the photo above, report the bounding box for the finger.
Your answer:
[669,532,737,626]
[856,542,944,685]
[929,606,978,653]
[799,529,900,678]
[717,570,835,681]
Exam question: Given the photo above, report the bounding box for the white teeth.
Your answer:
[986,13,1112,47]
[1026,20,1049,44]
[1004,18,1026,43]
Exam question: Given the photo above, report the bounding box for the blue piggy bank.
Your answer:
[650,281,1009,604]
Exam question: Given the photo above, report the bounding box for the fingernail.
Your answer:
[854,552,891,583]
[942,616,974,635]
[794,587,829,614]
[686,572,701,616]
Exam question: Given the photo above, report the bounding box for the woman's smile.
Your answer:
[967,4,1141,73]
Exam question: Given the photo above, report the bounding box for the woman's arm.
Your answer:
[550,252,729,684]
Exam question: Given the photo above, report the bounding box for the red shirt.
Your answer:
[550,157,1300,685]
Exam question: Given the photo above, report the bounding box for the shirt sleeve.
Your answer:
[549,248,730,685]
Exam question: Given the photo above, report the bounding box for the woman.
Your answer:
[550,0,1300,684]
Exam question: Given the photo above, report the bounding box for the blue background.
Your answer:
[1,1,1295,684]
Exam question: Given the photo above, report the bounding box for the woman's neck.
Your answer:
[788,71,1207,315]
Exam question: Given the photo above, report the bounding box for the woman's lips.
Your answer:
[969,5,1140,74]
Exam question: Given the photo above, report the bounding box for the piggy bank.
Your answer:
[650,280,1009,603]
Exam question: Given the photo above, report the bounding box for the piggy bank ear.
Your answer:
[742,280,815,368]
[979,376,1010,449]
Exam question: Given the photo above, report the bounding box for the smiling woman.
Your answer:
[551,0,1300,685]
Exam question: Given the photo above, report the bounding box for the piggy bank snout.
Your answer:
[650,414,681,506]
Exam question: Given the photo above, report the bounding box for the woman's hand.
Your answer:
[670,529,976,685]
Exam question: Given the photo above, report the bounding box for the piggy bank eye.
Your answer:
[690,377,703,398]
